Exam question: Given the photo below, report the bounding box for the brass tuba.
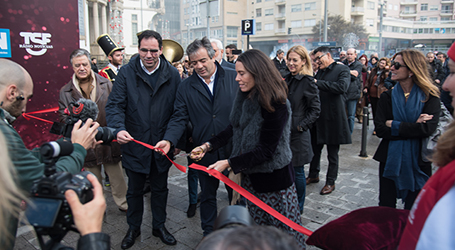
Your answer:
[162,39,184,63]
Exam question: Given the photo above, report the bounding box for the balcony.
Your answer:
[400,0,418,5]
[440,9,454,15]
[441,0,454,3]
[400,10,417,17]
[275,0,285,5]
[275,28,286,34]
[275,12,286,20]
[351,7,365,15]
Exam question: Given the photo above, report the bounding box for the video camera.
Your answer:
[50,98,115,145]
[25,141,94,250]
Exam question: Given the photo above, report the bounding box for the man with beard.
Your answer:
[97,34,124,83]
[58,48,128,213]
[105,30,181,249]
[307,46,351,195]
[155,37,238,237]
[0,58,100,249]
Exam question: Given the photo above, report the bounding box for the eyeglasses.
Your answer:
[139,48,160,55]
[391,61,408,70]
[184,60,189,63]
[315,53,328,61]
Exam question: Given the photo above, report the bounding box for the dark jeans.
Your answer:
[294,166,306,213]
[309,144,340,186]
[346,99,357,134]
[125,165,169,230]
[187,167,199,204]
[198,171,220,236]
[378,162,430,210]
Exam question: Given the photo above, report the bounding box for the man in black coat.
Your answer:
[343,48,363,134]
[307,46,352,195]
[105,30,181,249]
[155,37,238,237]
[426,52,445,87]
[272,49,289,77]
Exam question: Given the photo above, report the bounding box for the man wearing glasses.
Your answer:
[306,46,351,195]
[106,30,181,249]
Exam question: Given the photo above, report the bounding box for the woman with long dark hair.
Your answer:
[285,45,320,213]
[191,49,306,247]
[374,49,440,210]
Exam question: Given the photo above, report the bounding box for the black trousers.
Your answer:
[125,164,169,230]
[378,162,431,210]
[309,143,340,186]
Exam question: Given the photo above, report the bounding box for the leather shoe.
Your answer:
[153,226,177,245]
[320,184,335,195]
[187,203,197,218]
[306,177,320,185]
[121,229,141,249]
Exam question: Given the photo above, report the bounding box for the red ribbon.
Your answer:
[22,107,59,124]
[131,139,313,236]
[21,108,313,236]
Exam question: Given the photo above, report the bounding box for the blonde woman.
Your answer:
[284,45,321,212]
[374,49,440,210]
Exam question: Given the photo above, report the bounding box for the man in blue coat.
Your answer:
[105,30,181,249]
[155,37,238,236]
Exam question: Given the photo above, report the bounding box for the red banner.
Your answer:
[2,0,79,149]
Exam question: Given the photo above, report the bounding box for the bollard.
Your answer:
[359,106,369,157]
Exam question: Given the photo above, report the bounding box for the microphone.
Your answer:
[65,98,99,124]
[40,141,74,159]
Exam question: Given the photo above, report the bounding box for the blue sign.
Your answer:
[0,29,12,58]
[441,28,446,34]
[241,19,256,35]
[312,41,336,47]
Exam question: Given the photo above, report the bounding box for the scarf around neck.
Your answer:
[383,83,429,200]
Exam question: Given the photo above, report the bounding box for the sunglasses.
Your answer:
[140,48,159,54]
[391,61,408,70]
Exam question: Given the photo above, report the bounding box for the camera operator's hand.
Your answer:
[117,130,133,144]
[65,174,106,236]
[71,119,100,150]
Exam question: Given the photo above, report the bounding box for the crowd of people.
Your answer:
[1,27,454,250]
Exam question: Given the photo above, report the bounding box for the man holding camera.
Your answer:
[58,48,128,213]
[0,59,101,249]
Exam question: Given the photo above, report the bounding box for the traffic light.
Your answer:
[288,28,292,35]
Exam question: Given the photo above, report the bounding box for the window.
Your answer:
[256,8,262,17]
[227,12,238,15]
[441,17,451,21]
[256,22,262,31]
[429,17,438,21]
[257,0,261,2]
[303,19,315,27]
[132,14,138,45]
[264,23,274,30]
[265,8,273,16]
[421,3,428,11]
[394,5,398,11]
[304,2,316,11]
[291,4,302,12]
[291,20,302,27]
[227,27,238,38]
[367,1,375,10]
[420,16,427,21]
[388,4,392,10]
[430,5,438,11]
[366,18,374,27]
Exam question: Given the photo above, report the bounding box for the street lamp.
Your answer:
[378,1,384,57]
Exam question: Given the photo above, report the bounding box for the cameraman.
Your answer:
[0,59,100,249]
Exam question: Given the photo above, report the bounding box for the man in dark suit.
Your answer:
[306,46,352,195]
[105,30,181,249]
[210,38,235,69]
[342,48,363,134]
[272,49,289,77]
[155,37,238,237]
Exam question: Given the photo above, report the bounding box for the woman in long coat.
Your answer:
[285,45,321,212]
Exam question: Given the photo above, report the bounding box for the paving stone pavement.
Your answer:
[14,118,401,249]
